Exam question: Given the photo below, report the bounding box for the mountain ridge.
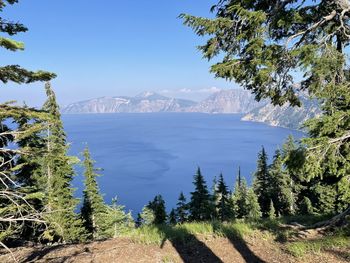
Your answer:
[62,89,321,130]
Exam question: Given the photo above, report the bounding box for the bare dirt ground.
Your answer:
[1,232,349,263]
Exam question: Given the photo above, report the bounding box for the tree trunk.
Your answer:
[46,127,52,213]
[312,206,350,229]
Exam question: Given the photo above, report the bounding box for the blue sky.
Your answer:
[0,0,237,106]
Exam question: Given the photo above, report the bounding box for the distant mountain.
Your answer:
[62,89,322,130]
[241,93,322,130]
[62,92,196,114]
[187,89,265,113]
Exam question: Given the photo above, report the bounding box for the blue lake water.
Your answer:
[62,113,303,215]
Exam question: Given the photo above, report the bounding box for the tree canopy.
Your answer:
[182,0,350,221]
[0,1,56,253]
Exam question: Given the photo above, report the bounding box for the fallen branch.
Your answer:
[311,206,350,229]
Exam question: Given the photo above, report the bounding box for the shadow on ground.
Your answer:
[22,245,91,263]
[156,223,266,263]
[156,225,223,263]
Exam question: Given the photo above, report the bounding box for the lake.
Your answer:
[63,113,303,215]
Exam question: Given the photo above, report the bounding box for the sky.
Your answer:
[0,0,239,106]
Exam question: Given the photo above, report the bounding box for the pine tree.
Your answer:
[282,135,303,213]
[246,189,262,220]
[188,167,213,221]
[284,134,347,216]
[232,167,248,218]
[269,150,294,216]
[253,147,271,217]
[169,209,177,225]
[299,197,314,216]
[182,0,350,225]
[216,173,232,221]
[211,176,219,219]
[0,0,55,248]
[0,109,48,244]
[42,83,85,242]
[135,213,143,228]
[6,111,49,241]
[237,166,242,189]
[0,1,55,84]
[336,177,350,213]
[147,195,167,225]
[268,200,276,219]
[99,197,133,239]
[139,206,155,226]
[81,146,107,240]
[176,192,188,224]
[232,168,261,220]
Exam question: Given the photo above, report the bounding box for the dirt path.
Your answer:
[0,235,348,263]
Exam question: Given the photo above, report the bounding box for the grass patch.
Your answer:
[124,225,165,245]
[123,221,254,245]
[212,221,254,239]
[286,235,350,257]
[279,214,334,227]
[252,215,337,242]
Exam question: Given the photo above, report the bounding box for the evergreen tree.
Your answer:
[268,200,276,219]
[182,0,350,224]
[246,189,262,220]
[237,166,242,189]
[232,167,249,218]
[216,173,232,221]
[253,147,271,217]
[168,209,177,225]
[269,150,294,216]
[99,197,133,239]
[281,135,303,213]
[0,1,55,84]
[336,177,350,213]
[81,146,107,240]
[211,176,219,219]
[42,83,85,242]
[0,107,50,245]
[232,168,261,220]
[135,213,143,228]
[188,167,213,221]
[176,192,188,224]
[0,0,55,247]
[147,195,167,225]
[139,206,155,226]
[6,111,49,241]
[299,197,314,216]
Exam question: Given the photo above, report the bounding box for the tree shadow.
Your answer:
[212,222,267,263]
[325,249,350,261]
[22,245,91,263]
[155,224,223,263]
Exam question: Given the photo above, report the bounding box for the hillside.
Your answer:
[62,89,321,130]
[187,89,265,113]
[1,221,348,263]
[61,89,261,114]
[62,92,196,114]
[242,94,321,130]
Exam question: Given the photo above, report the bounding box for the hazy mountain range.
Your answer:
[62,89,321,130]
[62,91,196,114]
[242,94,321,130]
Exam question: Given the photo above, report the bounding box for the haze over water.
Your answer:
[63,113,303,215]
